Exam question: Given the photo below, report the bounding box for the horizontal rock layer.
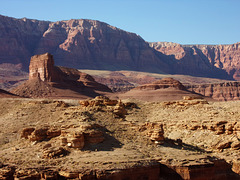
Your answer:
[186,81,240,101]
[0,15,239,81]
[150,42,240,80]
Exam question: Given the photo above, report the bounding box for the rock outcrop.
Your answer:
[186,81,240,101]
[1,97,240,179]
[79,96,128,118]
[11,53,111,98]
[139,122,165,144]
[29,53,56,82]
[135,77,186,90]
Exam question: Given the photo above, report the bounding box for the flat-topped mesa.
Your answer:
[29,53,56,82]
[135,77,186,90]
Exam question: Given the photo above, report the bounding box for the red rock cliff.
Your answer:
[0,15,238,80]
[150,42,240,80]
[186,81,240,101]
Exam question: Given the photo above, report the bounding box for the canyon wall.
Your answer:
[0,15,238,81]
[186,81,240,101]
[150,42,240,80]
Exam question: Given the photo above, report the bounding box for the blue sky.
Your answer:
[0,0,239,45]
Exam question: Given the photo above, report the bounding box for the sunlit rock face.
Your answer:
[29,53,55,82]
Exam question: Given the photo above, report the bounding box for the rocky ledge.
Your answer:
[186,81,240,101]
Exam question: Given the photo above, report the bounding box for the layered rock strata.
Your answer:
[117,78,204,101]
[186,81,240,101]
[135,77,186,90]
[1,98,240,179]
[0,15,239,81]
[150,42,240,80]
[12,53,111,98]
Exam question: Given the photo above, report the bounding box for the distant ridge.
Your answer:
[0,15,239,81]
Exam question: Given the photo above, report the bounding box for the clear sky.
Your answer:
[0,0,239,45]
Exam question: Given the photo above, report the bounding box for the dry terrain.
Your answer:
[1,96,240,179]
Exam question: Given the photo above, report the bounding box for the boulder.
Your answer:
[42,147,68,159]
[216,141,232,150]
[21,126,61,142]
[140,123,165,144]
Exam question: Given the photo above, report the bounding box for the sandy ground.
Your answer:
[0,97,240,176]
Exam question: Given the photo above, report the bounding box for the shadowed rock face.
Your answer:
[186,81,240,101]
[150,42,240,80]
[0,15,237,80]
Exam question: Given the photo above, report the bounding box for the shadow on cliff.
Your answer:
[172,46,234,80]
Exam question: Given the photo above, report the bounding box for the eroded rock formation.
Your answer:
[1,97,240,179]
[29,53,55,81]
[135,77,186,90]
[11,53,111,98]
[150,42,240,80]
[117,78,204,101]
[186,81,240,101]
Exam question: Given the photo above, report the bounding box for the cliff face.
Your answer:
[0,15,239,80]
[150,42,240,80]
[0,15,171,73]
[186,81,240,101]
[35,19,172,73]
[135,77,186,91]
[0,15,49,70]
[0,15,236,81]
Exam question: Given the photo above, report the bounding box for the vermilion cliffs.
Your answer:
[0,15,239,81]
[150,42,240,81]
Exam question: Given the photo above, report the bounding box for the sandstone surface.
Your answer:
[150,42,240,80]
[1,97,240,179]
[11,53,112,99]
[186,81,240,101]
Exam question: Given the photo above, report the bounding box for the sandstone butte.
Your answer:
[11,53,112,99]
[0,14,240,81]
